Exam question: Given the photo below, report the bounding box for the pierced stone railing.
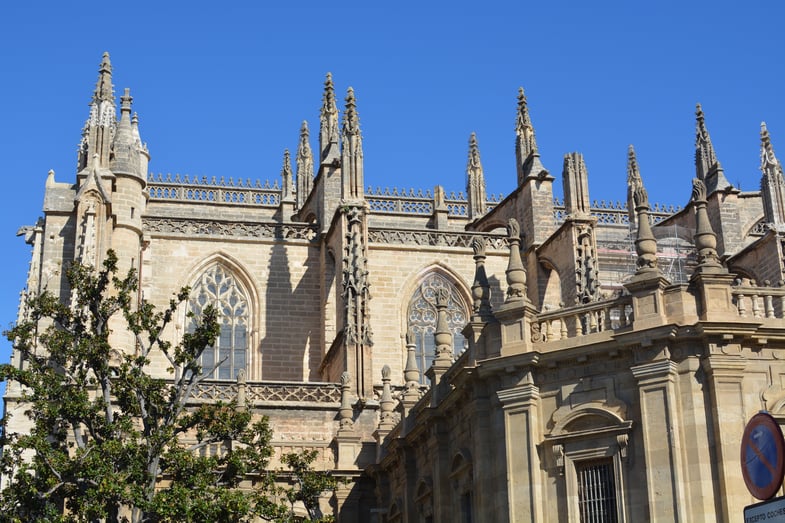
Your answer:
[732,283,785,319]
[552,198,679,226]
[365,186,504,217]
[148,173,281,207]
[532,296,634,342]
[190,380,340,405]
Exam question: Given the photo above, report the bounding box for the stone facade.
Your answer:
[6,54,785,522]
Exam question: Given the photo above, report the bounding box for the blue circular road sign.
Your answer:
[741,412,785,500]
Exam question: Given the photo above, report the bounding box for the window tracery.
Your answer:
[407,273,467,383]
[188,264,249,380]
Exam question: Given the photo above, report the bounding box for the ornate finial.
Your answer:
[505,218,526,301]
[632,179,659,274]
[627,145,642,225]
[296,120,314,209]
[319,72,339,161]
[403,329,421,399]
[467,133,481,171]
[119,88,133,115]
[433,289,453,363]
[466,133,487,220]
[692,178,707,203]
[759,122,785,225]
[92,52,114,104]
[338,371,354,432]
[515,86,538,157]
[471,237,492,319]
[507,217,520,241]
[691,178,722,271]
[341,87,364,200]
[627,145,641,186]
[379,365,396,429]
[342,87,360,136]
[633,184,649,209]
[281,149,293,201]
[761,122,781,173]
[471,237,486,258]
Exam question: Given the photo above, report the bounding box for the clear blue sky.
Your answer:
[1,2,783,375]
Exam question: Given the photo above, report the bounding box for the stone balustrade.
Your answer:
[553,198,677,226]
[533,295,634,342]
[190,379,340,405]
[147,173,281,207]
[732,282,785,319]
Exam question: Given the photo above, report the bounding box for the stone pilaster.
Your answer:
[497,380,543,522]
[701,350,748,522]
[630,358,688,522]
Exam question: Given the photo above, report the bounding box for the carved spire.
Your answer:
[695,104,731,194]
[295,121,314,209]
[466,133,487,220]
[78,52,117,173]
[280,149,294,202]
[505,218,527,301]
[515,87,548,185]
[319,72,340,162]
[471,238,492,319]
[341,87,364,201]
[691,178,723,272]
[562,152,591,217]
[626,145,642,226]
[760,122,785,226]
[109,88,141,177]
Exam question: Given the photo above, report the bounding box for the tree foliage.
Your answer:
[0,252,335,522]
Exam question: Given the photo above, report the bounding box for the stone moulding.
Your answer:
[142,217,318,242]
[368,228,508,250]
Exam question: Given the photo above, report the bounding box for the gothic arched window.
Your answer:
[188,264,249,380]
[407,273,468,383]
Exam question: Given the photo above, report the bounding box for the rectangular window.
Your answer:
[577,460,617,523]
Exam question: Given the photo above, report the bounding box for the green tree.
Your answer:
[0,252,335,522]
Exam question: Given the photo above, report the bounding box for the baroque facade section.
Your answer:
[6,53,785,521]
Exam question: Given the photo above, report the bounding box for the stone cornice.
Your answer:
[142,216,317,242]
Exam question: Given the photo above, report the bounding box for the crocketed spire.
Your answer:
[341,87,364,201]
[515,87,548,185]
[466,133,487,220]
[78,52,117,173]
[695,104,731,194]
[295,120,314,209]
[319,72,340,162]
[760,122,785,226]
